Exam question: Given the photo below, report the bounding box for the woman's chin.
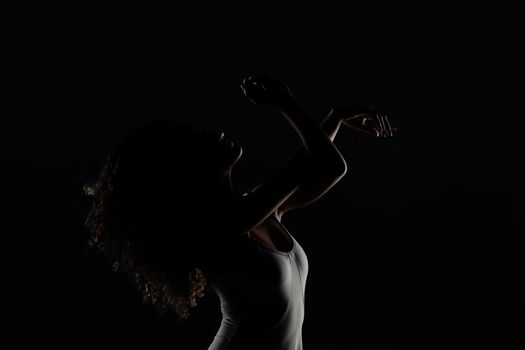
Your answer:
[227,145,242,170]
[235,144,243,158]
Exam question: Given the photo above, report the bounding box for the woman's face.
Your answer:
[196,127,243,175]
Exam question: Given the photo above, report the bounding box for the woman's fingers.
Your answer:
[379,115,386,136]
[383,115,390,137]
[342,109,396,138]
[376,115,383,137]
[363,116,382,137]
[343,117,385,137]
[342,119,371,135]
[379,114,397,137]
[385,115,394,136]
[380,115,397,136]
[359,118,379,136]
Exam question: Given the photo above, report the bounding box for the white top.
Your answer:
[206,212,309,350]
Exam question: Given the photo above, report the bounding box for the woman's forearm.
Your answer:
[320,109,344,142]
[277,101,346,176]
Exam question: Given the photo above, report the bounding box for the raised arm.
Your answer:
[270,105,394,221]
[251,108,347,222]
[248,100,396,221]
[213,75,347,236]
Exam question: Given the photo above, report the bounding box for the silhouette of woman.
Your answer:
[84,74,394,350]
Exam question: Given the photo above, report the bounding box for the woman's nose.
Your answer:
[217,130,225,142]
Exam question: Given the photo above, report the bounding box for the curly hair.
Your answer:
[85,118,217,322]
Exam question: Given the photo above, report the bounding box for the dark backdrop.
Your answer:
[5,11,523,349]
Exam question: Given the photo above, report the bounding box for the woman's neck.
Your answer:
[207,171,236,201]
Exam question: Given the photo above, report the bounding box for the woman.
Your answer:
[85,74,394,350]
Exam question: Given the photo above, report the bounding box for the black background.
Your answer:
[5,9,523,349]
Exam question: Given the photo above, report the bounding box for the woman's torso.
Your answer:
[205,211,309,350]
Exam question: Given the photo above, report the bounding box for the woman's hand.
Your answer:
[328,105,396,138]
[240,74,295,109]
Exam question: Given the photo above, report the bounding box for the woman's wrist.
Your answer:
[321,110,344,142]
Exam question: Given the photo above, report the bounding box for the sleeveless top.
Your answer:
[206,211,309,350]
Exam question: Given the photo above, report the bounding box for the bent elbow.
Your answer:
[338,165,348,179]
[318,159,347,179]
[329,147,348,178]
[307,152,347,179]
[332,158,347,178]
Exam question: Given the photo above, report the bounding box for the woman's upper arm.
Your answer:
[220,161,312,235]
